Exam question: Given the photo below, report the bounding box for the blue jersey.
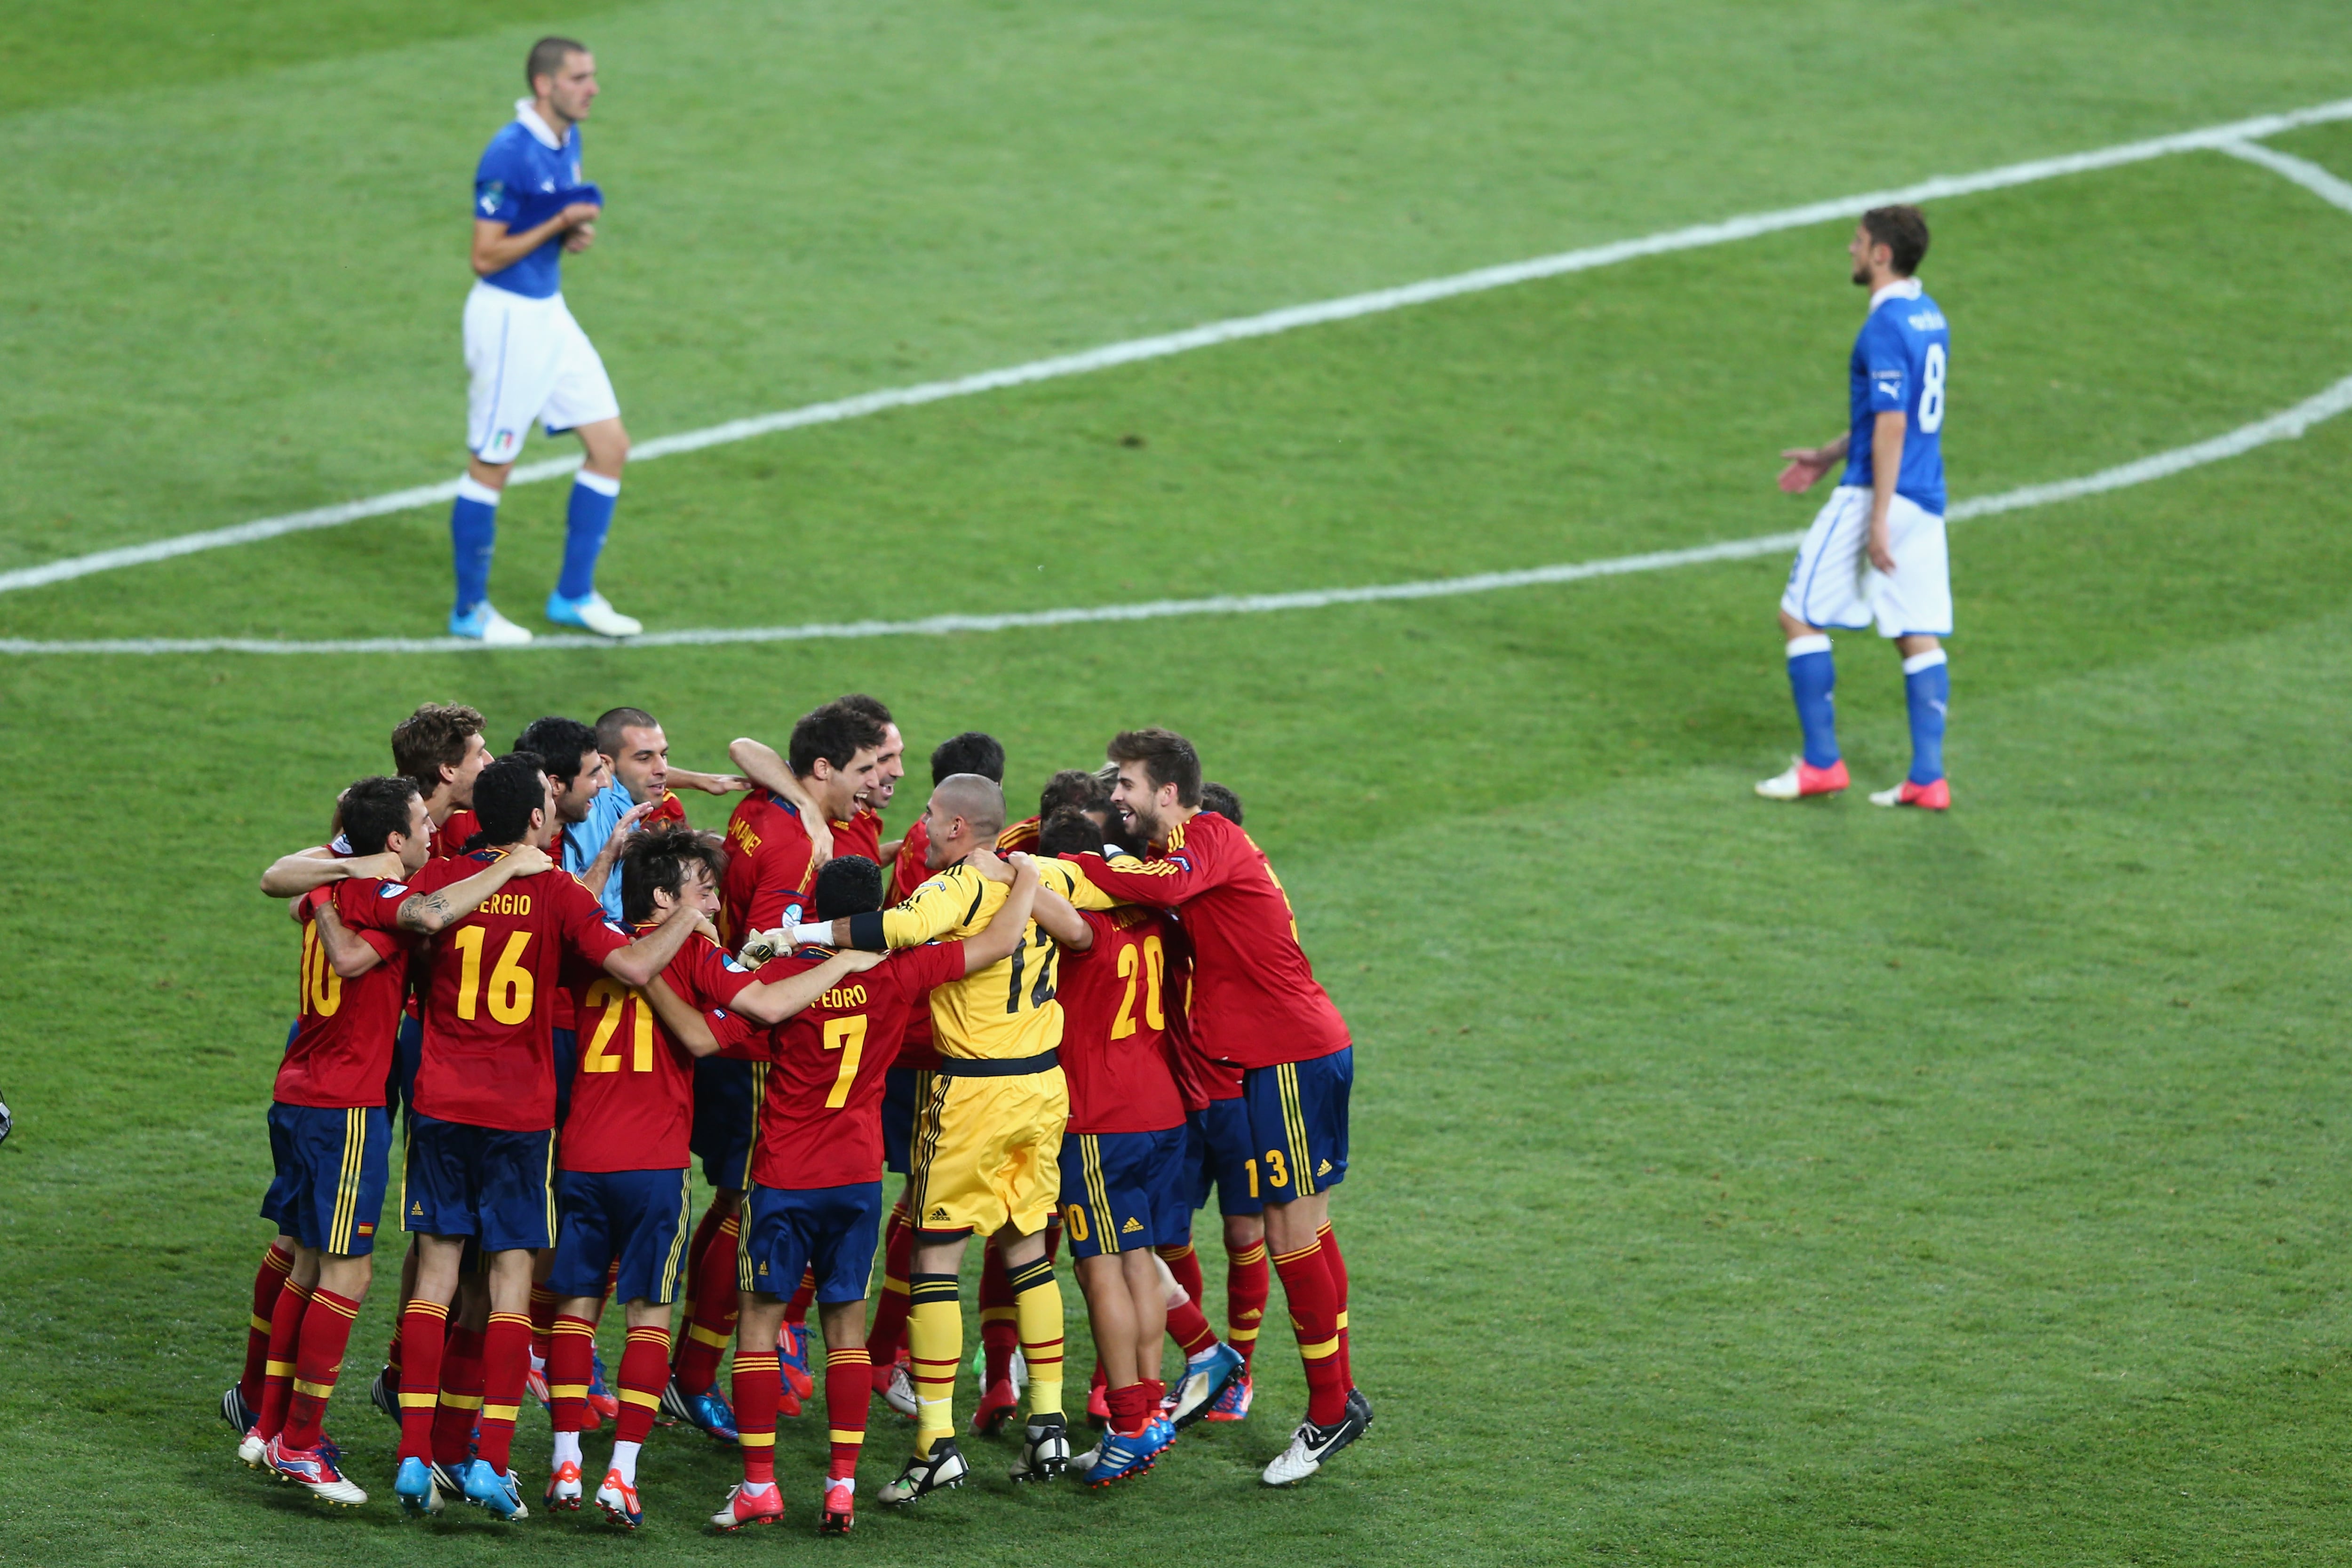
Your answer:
[561,781,639,921]
[474,103,592,300]
[1841,279,1949,515]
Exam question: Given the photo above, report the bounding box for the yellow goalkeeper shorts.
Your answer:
[906,1064,1067,1239]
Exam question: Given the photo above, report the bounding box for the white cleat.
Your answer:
[1260,1410,1368,1487]
[882,1363,919,1420]
[237,1427,268,1468]
[449,601,533,645]
[546,590,643,638]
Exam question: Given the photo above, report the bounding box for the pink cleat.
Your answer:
[1870,777,1950,810]
[1756,756,1849,800]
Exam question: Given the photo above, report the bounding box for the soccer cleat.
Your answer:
[449,601,533,645]
[544,590,642,638]
[1084,1421,1174,1488]
[585,1350,620,1427]
[1260,1409,1368,1487]
[219,1384,257,1435]
[660,1374,740,1443]
[1755,756,1849,800]
[880,1362,919,1420]
[1869,777,1950,811]
[777,1321,815,1402]
[970,1377,1021,1437]
[238,1425,268,1468]
[430,1460,465,1501]
[461,1457,529,1520]
[1011,1345,1030,1393]
[1085,1381,1111,1430]
[545,1458,584,1512]
[526,1353,551,1410]
[1203,1372,1253,1423]
[879,1439,969,1505]
[1008,1412,1070,1483]
[395,1455,445,1516]
[708,1480,783,1530]
[1168,1341,1245,1432]
[1346,1385,1375,1428]
[595,1468,644,1530]
[819,1477,855,1535]
[368,1367,400,1424]
[266,1434,368,1506]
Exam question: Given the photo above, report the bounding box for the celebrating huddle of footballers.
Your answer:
[224,696,1368,1531]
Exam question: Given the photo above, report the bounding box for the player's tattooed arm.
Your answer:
[726,948,889,1026]
[667,767,753,796]
[259,846,402,898]
[396,844,554,933]
[959,853,1043,972]
[726,737,836,863]
[600,894,706,989]
[311,902,388,980]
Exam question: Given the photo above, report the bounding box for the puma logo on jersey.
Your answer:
[1120,1217,1144,1234]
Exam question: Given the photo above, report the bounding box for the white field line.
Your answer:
[2217,138,2352,213]
[12,368,2351,658]
[3,96,2351,601]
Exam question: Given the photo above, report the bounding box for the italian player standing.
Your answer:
[1760,204,1953,809]
[447,37,638,645]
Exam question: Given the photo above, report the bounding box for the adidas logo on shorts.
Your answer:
[1120,1218,1144,1234]
[1317,1160,1333,1176]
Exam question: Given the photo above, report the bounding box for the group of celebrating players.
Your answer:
[222,695,1367,1533]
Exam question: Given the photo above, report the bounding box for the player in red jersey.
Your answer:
[596,705,750,830]
[343,752,714,1520]
[731,692,903,869]
[996,767,1111,855]
[543,827,877,1528]
[1060,728,1369,1487]
[709,850,1037,1534]
[667,700,893,1425]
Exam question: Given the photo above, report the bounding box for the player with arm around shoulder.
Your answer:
[446,37,638,645]
[1764,204,1954,809]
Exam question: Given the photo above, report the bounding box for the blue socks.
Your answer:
[1785,634,1839,768]
[449,476,502,615]
[1903,649,1949,785]
[556,470,621,601]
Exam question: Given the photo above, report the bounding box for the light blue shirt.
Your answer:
[561,780,640,921]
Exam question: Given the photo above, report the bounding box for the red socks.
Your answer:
[1106,1380,1153,1437]
[1270,1240,1347,1426]
[867,1204,914,1384]
[280,1288,359,1451]
[547,1313,596,1433]
[734,1348,781,1484]
[1319,1222,1353,1390]
[240,1242,294,1414]
[978,1238,1018,1386]
[431,1323,485,1468]
[676,1214,742,1394]
[1158,1243,1206,1305]
[394,1298,449,1462]
[615,1324,670,1446]
[783,1269,815,1327]
[1226,1240,1269,1371]
[256,1278,313,1439]
[528,1285,559,1364]
[474,1310,533,1473]
[1165,1294,1220,1359]
[824,1345,868,1480]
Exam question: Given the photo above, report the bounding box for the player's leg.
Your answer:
[588,1167,689,1531]
[865,1189,917,1410]
[1868,498,1954,810]
[997,1080,1072,1483]
[452,1124,557,1519]
[593,1297,676,1531]
[542,1169,612,1511]
[253,1245,319,1455]
[1153,1126,1243,1429]
[1872,635,1951,808]
[228,1235,294,1439]
[393,1227,468,1515]
[670,1186,746,1423]
[1195,1096,1265,1419]
[882,1073,981,1502]
[971,1236,1023,1435]
[815,1295,872,1534]
[1762,488,1870,798]
[539,297,638,636]
[265,1106,389,1504]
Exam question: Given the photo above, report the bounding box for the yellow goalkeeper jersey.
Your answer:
[880,858,1114,1061]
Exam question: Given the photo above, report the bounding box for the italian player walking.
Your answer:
[447,37,638,645]
[1760,204,1954,808]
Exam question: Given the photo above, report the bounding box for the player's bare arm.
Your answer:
[1866,408,1905,573]
[959,853,1041,969]
[577,798,657,899]
[1021,858,1094,951]
[598,891,706,989]
[469,205,599,277]
[637,972,729,1054]
[726,736,836,861]
[723,948,887,1027]
[1777,432,1851,494]
[665,766,753,795]
[395,844,554,932]
[309,902,388,980]
[258,846,403,898]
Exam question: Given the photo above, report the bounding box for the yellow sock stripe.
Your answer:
[264,1360,296,1377]
[1299,1336,1341,1359]
[881,1276,908,1295]
[399,1392,438,1409]
[262,1244,295,1275]
[291,1376,335,1399]
[1270,1241,1321,1267]
[1228,1327,1260,1343]
[978,1306,1018,1324]
[826,1347,866,1366]
[529,1286,558,1306]
[1316,1222,1334,1240]
[1159,1243,1196,1261]
[482,1402,521,1422]
[1232,1242,1266,1265]
[552,1320,596,1340]
[737,1352,780,1370]
[625,1326,672,1347]
[437,1393,485,1411]
[408,1299,450,1322]
[313,1293,361,1322]
[740,1431,776,1449]
[1336,1309,1349,1330]
[249,1314,273,1333]
[282,1282,315,1304]
[689,1323,732,1349]
[549,1385,589,1399]
[828,1428,866,1446]
[620,1388,661,1409]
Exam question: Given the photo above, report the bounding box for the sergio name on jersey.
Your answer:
[561,929,753,1172]
[350,852,627,1131]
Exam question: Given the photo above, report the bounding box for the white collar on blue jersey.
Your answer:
[514,98,566,150]
[1868,277,1923,310]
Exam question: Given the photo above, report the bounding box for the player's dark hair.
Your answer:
[834,693,893,727]
[340,776,422,857]
[390,702,485,796]
[787,701,888,778]
[814,855,885,922]
[526,36,589,89]
[1860,205,1930,276]
[930,731,1005,786]
[1198,781,1244,827]
[511,716,601,788]
[618,825,725,924]
[594,707,659,758]
[1107,728,1202,809]
[1038,767,1107,823]
[1037,806,1106,859]
[468,754,548,849]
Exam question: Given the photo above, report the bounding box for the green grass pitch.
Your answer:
[6,3,2352,1563]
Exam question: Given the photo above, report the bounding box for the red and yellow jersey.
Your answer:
[1056,907,1184,1135]
[1061,812,1347,1072]
[889,817,940,1067]
[995,815,1041,854]
[831,805,885,868]
[274,880,412,1109]
[349,851,628,1132]
[429,809,481,861]
[642,791,689,829]
[747,943,965,1189]
[718,790,822,948]
[880,857,1106,1062]
[560,930,752,1173]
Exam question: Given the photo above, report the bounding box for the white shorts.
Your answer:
[463,281,620,465]
[1779,486,1952,637]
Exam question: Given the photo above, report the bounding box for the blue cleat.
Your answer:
[586,1348,620,1427]
[395,1455,444,1516]
[1084,1420,1174,1487]
[660,1374,739,1443]
[448,601,532,645]
[777,1320,814,1402]
[1168,1341,1245,1431]
[543,590,641,637]
[461,1457,529,1520]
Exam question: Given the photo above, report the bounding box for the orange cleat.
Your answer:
[1870,777,1950,810]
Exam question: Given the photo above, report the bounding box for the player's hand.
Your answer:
[504,844,555,877]
[1777,448,1832,494]
[345,851,406,882]
[966,848,1012,883]
[697,774,754,795]
[564,223,596,254]
[1867,528,1897,575]
[805,814,835,867]
[614,800,658,836]
[559,201,602,229]
[691,914,722,943]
